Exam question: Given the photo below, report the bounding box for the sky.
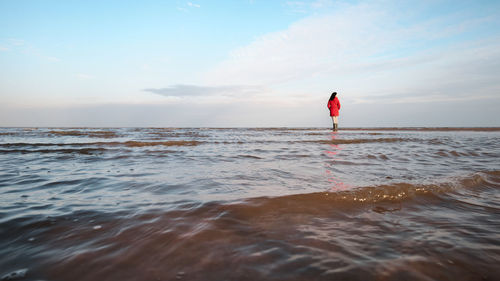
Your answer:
[1,0,499,127]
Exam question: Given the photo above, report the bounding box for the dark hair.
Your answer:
[329,92,337,101]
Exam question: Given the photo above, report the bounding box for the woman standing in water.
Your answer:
[327,92,341,131]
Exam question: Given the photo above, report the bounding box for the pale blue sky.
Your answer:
[1,0,499,127]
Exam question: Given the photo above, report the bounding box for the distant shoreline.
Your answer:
[340,127,500,131]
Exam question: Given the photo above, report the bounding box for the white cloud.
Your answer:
[187,2,200,8]
[204,1,500,104]
[207,2,496,85]
[1,38,61,62]
[310,0,333,9]
[285,1,308,14]
[206,3,407,85]
[74,73,94,80]
[285,0,333,14]
[46,56,61,62]
[177,2,200,12]
[7,38,25,46]
[144,84,265,98]
[78,1,500,127]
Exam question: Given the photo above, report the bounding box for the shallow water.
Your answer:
[0,127,499,281]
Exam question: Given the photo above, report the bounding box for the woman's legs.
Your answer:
[331,116,338,131]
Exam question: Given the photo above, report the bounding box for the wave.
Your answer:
[285,171,497,204]
[47,130,119,138]
[1,170,498,281]
[146,131,209,138]
[307,138,412,144]
[120,141,200,147]
[10,171,492,234]
[0,140,201,149]
[237,154,263,159]
[250,127,322,131]
[0,148,108,154]
[222,171,500,216]
[0,129,118,138]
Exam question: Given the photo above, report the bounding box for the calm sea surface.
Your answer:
[0,127,499,281]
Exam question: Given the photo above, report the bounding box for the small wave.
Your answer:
[0,148,107,154]
[240,171,500,211]
[427,139,445,145]
[146,131,209,138]
[434,150,468,158]
[0,143,66,148]
[249,127,323,132]
[88,131,119,138]
[48,130,86,136]
[120,141,200,147]
[0,141,201,148]
[47,130,118,138]
[327,160,370,165]
[237,154,263,159]
[0,269,28,280]
[307,138,411,144]
[366,154,389,160]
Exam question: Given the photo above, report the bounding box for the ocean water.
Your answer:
[0,127,499,281]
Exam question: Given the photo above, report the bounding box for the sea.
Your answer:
[0,127,499,281]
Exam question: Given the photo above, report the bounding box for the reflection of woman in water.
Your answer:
[327,92,341,131]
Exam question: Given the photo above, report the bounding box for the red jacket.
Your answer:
[327,97,341,116]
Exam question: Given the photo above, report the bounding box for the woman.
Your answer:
[327,92,341,131]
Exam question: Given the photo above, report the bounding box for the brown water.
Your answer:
[0,127,499,281]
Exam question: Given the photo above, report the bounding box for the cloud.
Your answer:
[74,73,94,80]
[144,84,265,98]
[178,1,200,12]
[348,36,500,103]
[310,0,333,9]
[352,92,500,105]
[7,38,25,46]
[187,2,200,8]
[284,1,309,14]
[46,56,61,62]
[285,0,334,14]
[205,4,400,85]
[0,38,23,51]
[1,38,61,62]
[204,0,500,101]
